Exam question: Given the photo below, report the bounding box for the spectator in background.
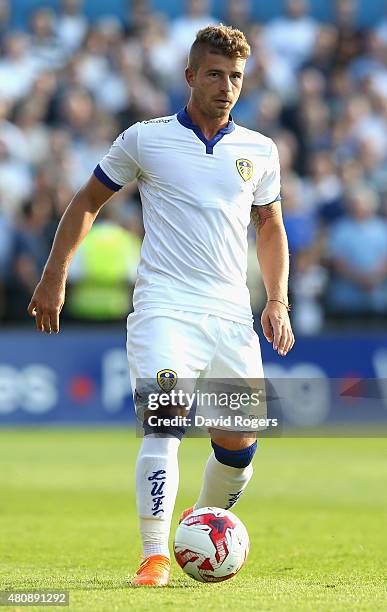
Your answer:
[357,138,387,194]
[275,130,299,175]
[59,85,96,142]
[303,24,337,77]
[255,91,283,138]
[334,0,365,67]
[56,0,87,52]
[113,61,170,129]
[0,32,38,102]
[347,93,387,160]
[171,0,218,62]
[0,139,32,217]
[6,194,55,320]
[39,128,74,192]
[29,70,58,126]
[29,7,67,72]
[94,39,130,113]
[305,150,343,222]
[223,0,253,34]
[0,98,29,161]
[51,179,76,220]
[140,12,184,97]
[68,111,118,189]
[291,245,327,334]
[70,26,112,96]
[248,25,298,104]
[327,185,387,314]
[127,0,153,35]
[13,99,50,167]
[348,30,387,87]
[264,0,318,72]
[281,172,317,258]
[281,67,330,173]
[67,204,142,322]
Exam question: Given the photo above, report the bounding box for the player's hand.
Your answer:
[261,301,295,357]
[27,273,66,334]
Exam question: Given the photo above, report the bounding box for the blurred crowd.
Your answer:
[1,0,387,333]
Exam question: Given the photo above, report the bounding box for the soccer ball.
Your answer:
[174,506,249,583]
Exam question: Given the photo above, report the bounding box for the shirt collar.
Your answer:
[176,106,235,154]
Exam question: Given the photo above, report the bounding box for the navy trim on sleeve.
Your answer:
[251,195,281,209]
[269,194,281,203]
[93,164,123,192]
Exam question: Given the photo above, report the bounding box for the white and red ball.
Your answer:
[174,506,249,583]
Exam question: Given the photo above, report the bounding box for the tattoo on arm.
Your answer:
[251,202,280,231]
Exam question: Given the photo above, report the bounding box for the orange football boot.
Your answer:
[131,555,171,587]
[179,506,194,523]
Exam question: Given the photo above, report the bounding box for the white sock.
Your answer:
[195,452,253,511]
[135,434,180,559]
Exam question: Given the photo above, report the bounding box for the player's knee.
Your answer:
[142,405,188,440]
[209,429,257,451]
[211,440,257,468]
[135,387,189,440]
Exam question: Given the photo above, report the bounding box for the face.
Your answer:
[185,51,245,119]
[348,194,374,220]
[188,0,208,17]
[287,0,307,18]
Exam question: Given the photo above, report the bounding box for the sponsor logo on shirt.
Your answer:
[143,118,174,124]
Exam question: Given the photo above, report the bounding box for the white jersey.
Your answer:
[94,109,281,325]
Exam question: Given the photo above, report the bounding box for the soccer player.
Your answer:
[28,25,294,586]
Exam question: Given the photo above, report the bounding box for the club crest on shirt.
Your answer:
[236,158,253,182]
[157,369,177,391]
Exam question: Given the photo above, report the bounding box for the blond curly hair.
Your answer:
[188,24,251,70]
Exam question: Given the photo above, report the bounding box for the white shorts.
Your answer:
[126,309,265,431]
[126,308,263,382]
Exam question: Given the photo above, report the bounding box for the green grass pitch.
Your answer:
[0,429,386,611]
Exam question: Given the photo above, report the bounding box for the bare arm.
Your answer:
[27,175,116,333]
[251,201,295,356]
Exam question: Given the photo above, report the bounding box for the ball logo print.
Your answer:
[236,159,253,181]
[157,369,177,392]
[174,507,249,582]
[185,513,234,565]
